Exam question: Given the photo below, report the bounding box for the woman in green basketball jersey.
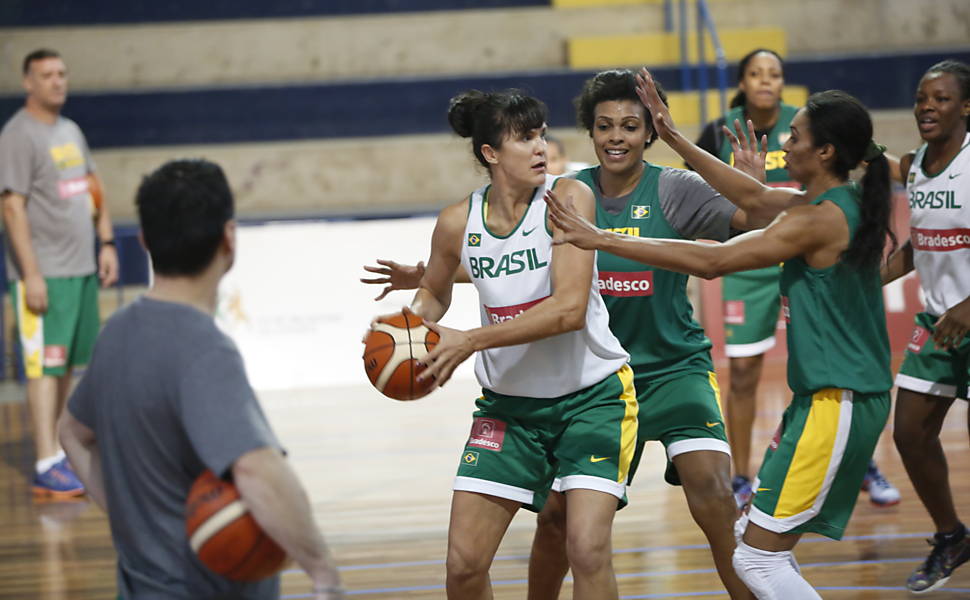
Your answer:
[695,48,899,509]
[546,70,895,598]
[364,69,778,599]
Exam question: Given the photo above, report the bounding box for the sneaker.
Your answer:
[732,475,753,510]
[861,461,900,506]
[907,527,970,593]
[32,458,85,499]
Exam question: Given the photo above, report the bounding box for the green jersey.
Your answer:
[779,184,892,394]
[575,163,737,379]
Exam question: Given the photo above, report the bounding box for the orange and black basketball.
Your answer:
[185,470,287,581]
[363,309,440,400]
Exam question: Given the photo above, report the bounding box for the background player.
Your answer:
[58,159,344,599]
[0,48,118,498]
[546,69,896,598]
[884,59,970,593]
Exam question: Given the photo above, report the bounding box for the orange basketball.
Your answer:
[363,309,440,400]
[185,470,287,581]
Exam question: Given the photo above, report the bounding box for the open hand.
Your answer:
[360,259,425,301]
[634,68,677,144]
[544,189,604,250]
[724,118,768,184]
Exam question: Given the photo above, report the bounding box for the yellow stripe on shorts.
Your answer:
[774,388,849,518]
[708,371,724,416]
[616,364,638,483]
[15,281,44,379]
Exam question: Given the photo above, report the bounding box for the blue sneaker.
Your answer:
[32,458,85,498]
[732,475,753,510]
[907,527,970,593]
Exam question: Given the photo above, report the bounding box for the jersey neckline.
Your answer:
[918,132,970,179]
[480,183,542,239]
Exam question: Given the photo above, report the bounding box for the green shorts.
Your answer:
[749,388,891,540]
[628,369,729,486]
[722,265,782,357]
[455,364,637,512]
[11,274,100,379]
[895,311,970,399]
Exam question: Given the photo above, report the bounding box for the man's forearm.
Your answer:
[233,448,341,589]
[2,196,41,278]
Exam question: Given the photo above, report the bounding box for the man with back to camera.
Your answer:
[0,48,118,497]
[58,159,345,599]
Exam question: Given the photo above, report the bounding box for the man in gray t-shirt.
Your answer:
[0,49,118,497]
[59,159,344,600]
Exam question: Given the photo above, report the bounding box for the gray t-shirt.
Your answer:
[0,108,97,278]
[69,296,282,600]
[581,166,739,241]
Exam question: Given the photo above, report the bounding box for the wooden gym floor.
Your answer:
[0,358,968,599]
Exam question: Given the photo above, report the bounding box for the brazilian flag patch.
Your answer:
[467,233,482,247]
[631,205,650,219]
[907,172,916,184]
[463,451,479,466]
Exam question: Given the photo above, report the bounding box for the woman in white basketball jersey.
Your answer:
[884,59,970,593]
[372,89,637,600]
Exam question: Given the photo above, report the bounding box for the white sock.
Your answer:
[36,454,61,474]
[733,541,821,600]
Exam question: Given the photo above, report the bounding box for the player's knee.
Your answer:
[445,541,489,582]
[893,423,932,454]
[683,469,734,514]
[565,530,611,575]
[732,541,818,600]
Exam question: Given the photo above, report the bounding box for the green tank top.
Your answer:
[576,164,714,379]
[778,184,892,394]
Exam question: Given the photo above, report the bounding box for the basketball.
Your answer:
[363,309,440,400]
[185,470,287,581]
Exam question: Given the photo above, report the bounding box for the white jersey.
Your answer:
[459,175,628,398]
[906,133,970,316]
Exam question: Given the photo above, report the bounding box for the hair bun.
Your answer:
[448,90,488,138]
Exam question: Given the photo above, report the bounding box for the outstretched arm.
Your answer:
[635,68,804,226]
[546,187,828,279]
[407,201,468,323]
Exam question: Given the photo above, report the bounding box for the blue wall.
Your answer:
[0,0,546,26]
[1,50,964,150]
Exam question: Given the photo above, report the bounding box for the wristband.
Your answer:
[101,239,116,247]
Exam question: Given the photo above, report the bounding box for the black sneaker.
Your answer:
[907,527,970,593]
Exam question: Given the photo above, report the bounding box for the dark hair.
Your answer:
[136,159,235,276]
[447,89,547,169]
[804,90,896,269]
[922,59,970,132]
[575,69,668,148]
[729,48,785,109]
[23,48,61,75]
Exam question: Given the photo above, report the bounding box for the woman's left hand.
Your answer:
[417,321,475,387]
[933,297,970,350]
[544,189,604,250]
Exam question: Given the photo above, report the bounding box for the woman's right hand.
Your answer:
[634,68,678,144]
[360,259,425,301]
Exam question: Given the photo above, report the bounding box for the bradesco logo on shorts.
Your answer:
[484,297,548,325]
[597,271,653,297]
[467,417,507,452]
